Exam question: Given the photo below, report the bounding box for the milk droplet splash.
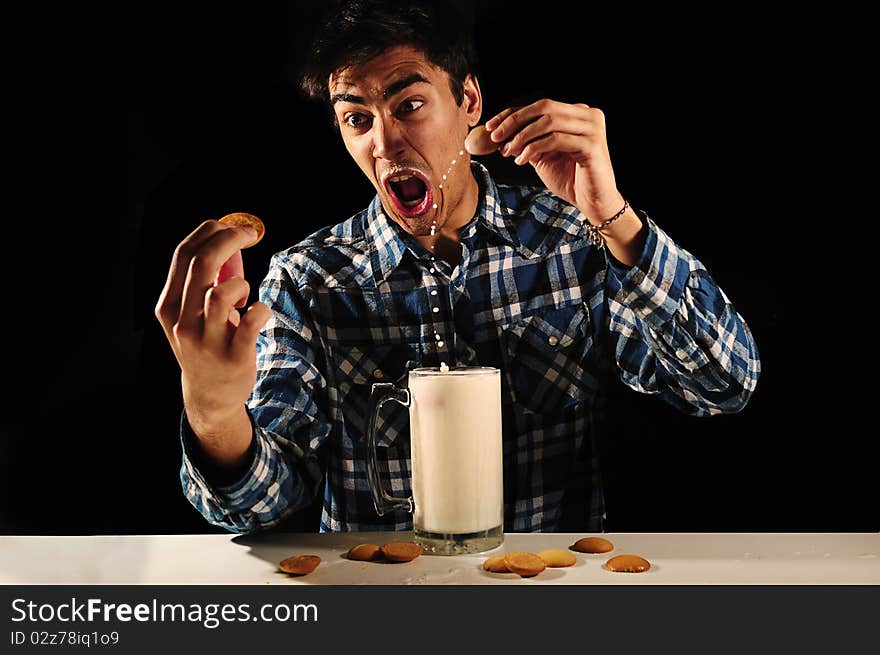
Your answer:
[429,141,468,252]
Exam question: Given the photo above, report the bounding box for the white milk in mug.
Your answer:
[366,366,504,555]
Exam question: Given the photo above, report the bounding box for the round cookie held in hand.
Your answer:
[218,212,265,248]
[279,555,321,576]
[464,124,498,156]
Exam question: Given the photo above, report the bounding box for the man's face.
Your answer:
[330,46,482,236]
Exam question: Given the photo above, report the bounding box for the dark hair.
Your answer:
[300,0,478,107]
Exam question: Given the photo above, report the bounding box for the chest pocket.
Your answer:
[330,343,418,447]
[501,302,595,416]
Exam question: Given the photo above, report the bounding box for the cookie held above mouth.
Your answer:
[465,124,498,156]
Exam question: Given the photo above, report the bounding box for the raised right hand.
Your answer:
[155,220,272,436]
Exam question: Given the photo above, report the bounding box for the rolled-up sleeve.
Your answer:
[604,214,761,416]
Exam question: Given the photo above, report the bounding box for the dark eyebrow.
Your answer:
[331,92,363,105]
[330,73,430,106]
[382,73,430,99]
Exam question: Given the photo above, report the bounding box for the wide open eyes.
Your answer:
[342,98,426,132]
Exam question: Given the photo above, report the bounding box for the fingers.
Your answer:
[156,220,255,332]
[203,276,251,346]
[485,106,518,133]
[487,100,603,155]
[499,113,594,161]
[515,132,586,166]
[217,250,246,306]
[230,302,272,362]
[488,100,571,142]
[156,220,220,333]
[177,225,258,332]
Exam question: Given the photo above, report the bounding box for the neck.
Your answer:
[415,166,479,266]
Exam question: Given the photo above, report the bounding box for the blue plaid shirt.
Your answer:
[180,162,760,534]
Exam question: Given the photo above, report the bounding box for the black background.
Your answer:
[2,1,875,535]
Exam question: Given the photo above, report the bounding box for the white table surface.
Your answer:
[1,532,877,585]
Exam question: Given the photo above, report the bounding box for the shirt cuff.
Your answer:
[179,409,262,497]
[605,212,691,329]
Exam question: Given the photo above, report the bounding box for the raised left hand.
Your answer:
[485,100,625,222]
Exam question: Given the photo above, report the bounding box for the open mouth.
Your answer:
[384,169,432,217]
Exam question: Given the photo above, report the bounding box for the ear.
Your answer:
[461,74,482,127]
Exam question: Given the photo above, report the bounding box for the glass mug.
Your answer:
[366,366,504,555]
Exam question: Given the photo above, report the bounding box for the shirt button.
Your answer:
[373,369,384,380]
[437,340,445,348]
[432,307,440,313]
[430,289,438,296]
[547,335,559,347]
[435,333,441,341]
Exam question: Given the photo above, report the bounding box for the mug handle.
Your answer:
[365,382,414,516]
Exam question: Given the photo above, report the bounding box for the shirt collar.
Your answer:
[471,161,520,250]
[365,162,521,286]
[364,195,409,287]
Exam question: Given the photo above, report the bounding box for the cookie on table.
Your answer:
[279,555,321,576]
[537,549,577,567]
[571,537,614,553]
[347,543,382,561]
[503,552,546,578]
[381,541,424,562]
[605,554,651,573]
[482,555,510,573]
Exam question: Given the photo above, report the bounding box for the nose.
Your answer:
[371,114,406,160]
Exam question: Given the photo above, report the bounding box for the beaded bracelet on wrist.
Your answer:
[585,199,629,249]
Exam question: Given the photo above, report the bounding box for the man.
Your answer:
[155,0,760,534]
